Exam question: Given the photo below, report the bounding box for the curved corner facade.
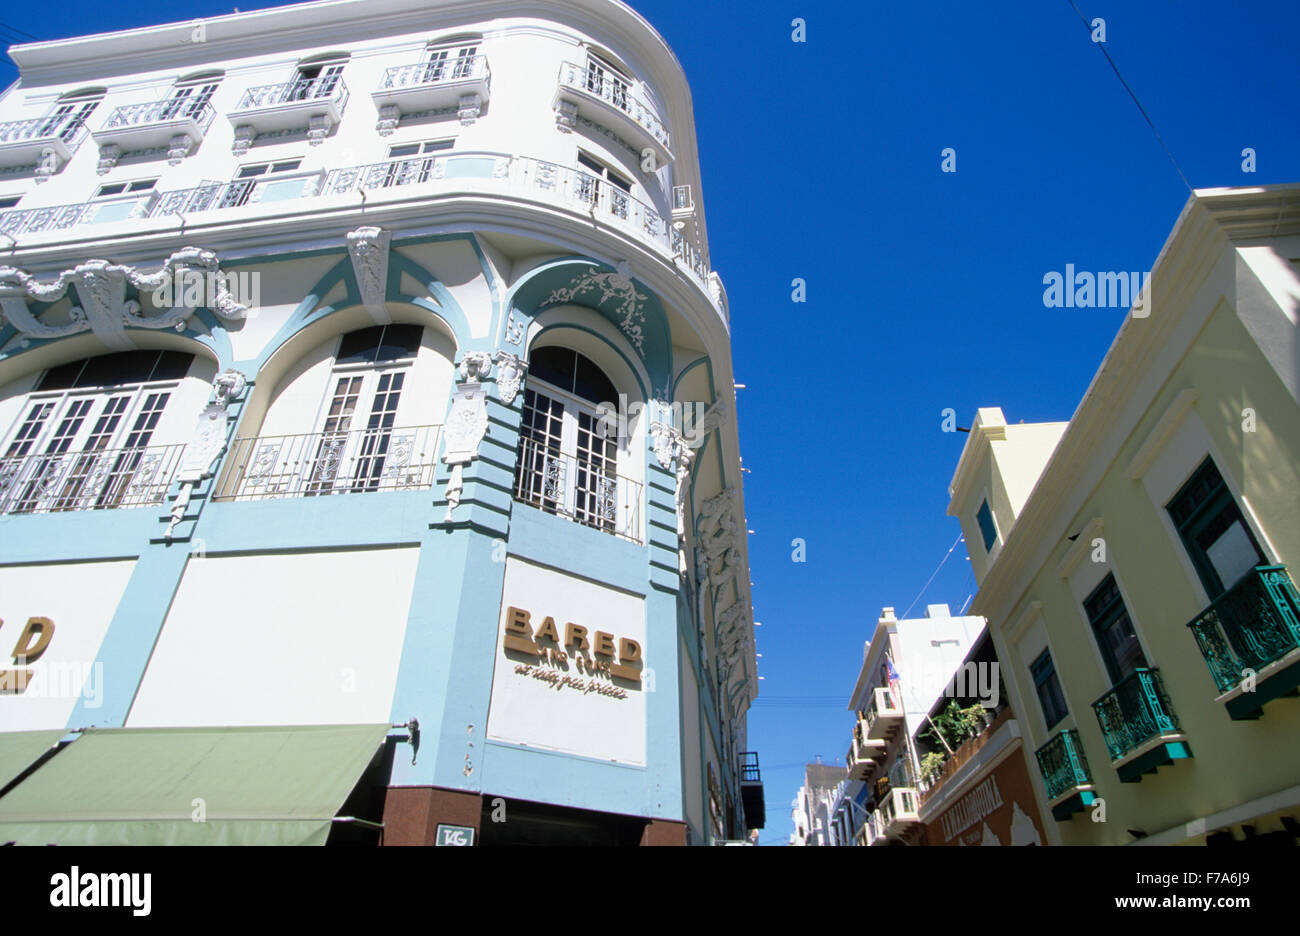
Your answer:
[0,0,761,846]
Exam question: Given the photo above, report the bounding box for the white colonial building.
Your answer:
[0,0,762,845]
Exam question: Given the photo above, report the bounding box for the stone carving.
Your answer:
[457,93,482,125]
[555,100,578,133]
[441,357,491,521]
[346,226,391,325]
[0,248,248,351]
[166,134,194,166]
[95,144,122,175]
[231,125,256,156]
[164,369,247,540]
[375,104,400,136]
[493,351,527,405]
[458,351,492,382]
[503,310,525,345]
[542,267,647,352]
[307,114,333,146]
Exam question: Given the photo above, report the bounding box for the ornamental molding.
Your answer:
[441,356,491,521]
[542,265,647,353]
[493,350,527,405]
[165,368,247,540]
[346,226,392,325]
[0,248,248,351]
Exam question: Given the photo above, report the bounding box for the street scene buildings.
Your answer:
[0,0,763,845]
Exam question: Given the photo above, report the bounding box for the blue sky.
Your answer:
[3,1,1296,846]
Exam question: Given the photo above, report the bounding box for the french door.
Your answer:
[160,82,218,120]
[516,383,620,534]
[424,45,477,83]
[304,368,408,495]
[0,388,172,513]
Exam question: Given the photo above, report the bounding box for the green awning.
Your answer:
[0,729,66,791]
[0,724,389,846]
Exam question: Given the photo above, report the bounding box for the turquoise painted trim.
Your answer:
[503,256,672,397]
[1051,789,1097,821]
[191,310,235,370]
[528,322,649,402]
[1116,740,1194,783]
[66,542,191,728]
[507,504,647,596]
[671,355,712,400]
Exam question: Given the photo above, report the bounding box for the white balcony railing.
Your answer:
[0,194,156,236]
[513,437,642,544]
[556,60,670,158]
[101,100,216,133]
[0,152,717,312]
[213,424,442,502]
[0,113,91,150]
[0,443,184,515]
[378,55,490,92]
[235,77,349,112]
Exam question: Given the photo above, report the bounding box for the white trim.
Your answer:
[1133,779,1300,846]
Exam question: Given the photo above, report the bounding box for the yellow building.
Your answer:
[948,184,1300,846]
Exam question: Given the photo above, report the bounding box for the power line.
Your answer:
[0,21,39,42]
[901,531,964,619]
[1065,1,1193,193]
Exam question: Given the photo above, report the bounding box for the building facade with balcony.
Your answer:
[912,631,1047,846]
[0,0,760,846]
[843,604,984,845]
[948,184,1300,846]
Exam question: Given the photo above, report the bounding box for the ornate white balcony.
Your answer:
[0,114,89,177]
[371,55,490,132]
[92,100,215,171]
[227,77,349,151]
[554,60,671,166]
[213,424,442,501]
[0,192,158,236]
[0,444,183,515]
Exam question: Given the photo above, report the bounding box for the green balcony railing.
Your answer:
[1035,729,1093,800]
[1091,668,1179,762]
[1186,565,1300,693]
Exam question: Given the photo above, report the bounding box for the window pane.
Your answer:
[150,351,195,381]
[528,347,576,393]
[336,326,385,364]
[1203,520,1261,590]
[77,351,163,388]
[976,500,997,551]
[572,352,616,406]
[38,361,85,391]
[374,324,422,363]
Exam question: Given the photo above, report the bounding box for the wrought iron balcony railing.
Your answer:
[557,60,670,152]
[513,436,643,544]
[235,77,349,111]
[0,113,91,150]
[1187,565,1300,693]
[0,443,183,515]
[1091,667,1179,762]
[213,424,441,501]
[379,54,490,90]
[102,100,216,132]
[1035,728,1093,800]
[0,194,157,235]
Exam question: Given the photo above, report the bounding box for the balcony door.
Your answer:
[293,61,344,101]
[1084,574,1148,685]
[514,347,621,535]
[39,96,101,142]
[0,351,191,513]
[1166,457,1266,599]
[424,44,478,82]
[304,324,422,495]
[160,80,219,121]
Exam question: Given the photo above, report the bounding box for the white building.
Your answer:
[0,0,762,845]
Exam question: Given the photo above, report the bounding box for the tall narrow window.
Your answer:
[0,350,192,514]
[1166,456,1265,598]
[39,90,103,142]
[1031,649,1069,729]
[575,152,632,219]
[976,499,998,552]
[160,73,221,120]
[1084,574,1148,684]
[304,324,422,495]
[514,347,623,536]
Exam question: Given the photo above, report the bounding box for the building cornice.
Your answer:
[971,184,1300,625]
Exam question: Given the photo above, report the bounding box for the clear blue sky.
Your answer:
[3,1,1296,846]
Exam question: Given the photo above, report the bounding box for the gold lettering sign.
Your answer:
[0,616,56,695]
[503,606,642,688]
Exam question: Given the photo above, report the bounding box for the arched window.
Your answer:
[514,347,626,536]
[304,323,423,494]
[39,88,105,143]
[0,349,194,513]
[159,70,223,121]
